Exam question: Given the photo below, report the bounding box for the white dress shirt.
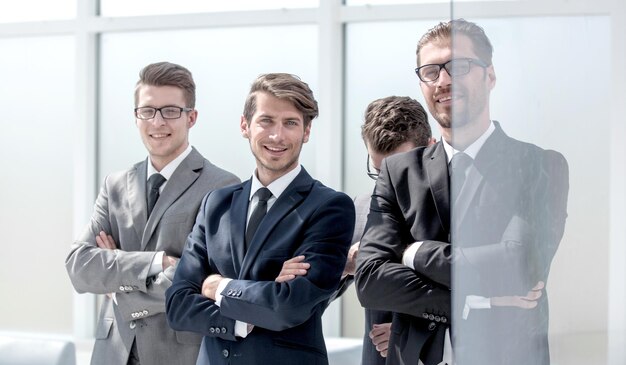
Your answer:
[146,144,193,276]
[214,164,303,338]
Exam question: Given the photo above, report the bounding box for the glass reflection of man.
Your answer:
[356,19,569,365]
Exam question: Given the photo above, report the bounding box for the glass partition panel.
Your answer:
[445,15,609,365]
[0,35,75,333]
[99,25,318,183]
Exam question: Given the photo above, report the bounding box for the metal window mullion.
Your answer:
[72,0,99,340]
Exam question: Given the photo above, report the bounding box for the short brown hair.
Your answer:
[416,19,493,67]
[242,73,318,127]
[361,96,431,154]
[134,62,196,108]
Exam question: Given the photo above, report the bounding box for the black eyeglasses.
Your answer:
[134,106,193,120]
[367,155,379,180]
[415,58,488,82]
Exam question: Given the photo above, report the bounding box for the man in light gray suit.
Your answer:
[66,62,240,365]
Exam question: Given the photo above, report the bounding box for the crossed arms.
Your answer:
[165,189,355,339]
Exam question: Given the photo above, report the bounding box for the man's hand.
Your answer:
[95,231,118,300]
[342,242,359,277]
[162,255,179,270]
[369,323,392,358]
[201,274,225,301]
[275,255,310,283]
[490,281,545,309]
[96,231,117,250]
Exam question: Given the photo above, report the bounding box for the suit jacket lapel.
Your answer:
[230,183,249,278]
[128,159,148,247]
[425,143,451,235]
[141,149,204,250]
[239,169,312,279]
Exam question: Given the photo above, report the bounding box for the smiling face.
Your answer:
[240,92,311,186]
[418,34,495,145]
[136,84,197,171]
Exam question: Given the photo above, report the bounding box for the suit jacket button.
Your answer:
[428,314,435,320]
[435,316,441,322]
[422,313,429,319]
[119,286,125,291]
[221,327,227,334]
[210,327,215,333]
[130,321,136,330]
[441,316,447,323]
[215,328,221,334]
[142,310,149,316]
[227,289,233,295]
[428,322,436,331]
[222,349,229,358]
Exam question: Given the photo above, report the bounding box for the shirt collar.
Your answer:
[147,144,193,180]
[442,121,495,163]
[249,164,302,202]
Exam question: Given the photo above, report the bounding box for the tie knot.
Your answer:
[148,173,167,191]
[255,187,272,203]
[449,152,473,173]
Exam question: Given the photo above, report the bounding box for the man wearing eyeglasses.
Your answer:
[66,62,239,365]
[356,19,569,365]
[357,96,434,365]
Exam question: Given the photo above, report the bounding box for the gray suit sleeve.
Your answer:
[65,175,155,295]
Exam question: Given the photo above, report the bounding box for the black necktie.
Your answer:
[245,187,273,249]
[147,173,166,217]
[449,152,473,203]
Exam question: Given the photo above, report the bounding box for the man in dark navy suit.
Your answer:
[166,73,355,365]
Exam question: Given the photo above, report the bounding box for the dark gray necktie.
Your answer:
[449,152,473,203]
[147,173,166,217]
[245,187,273,249]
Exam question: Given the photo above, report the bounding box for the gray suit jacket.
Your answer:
[66,147,240,365]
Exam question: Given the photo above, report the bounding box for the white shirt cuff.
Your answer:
[462,295,491,320]
[402,241,423,270]
[234,321,253,338]
[148,251,165,276]
[214,278,232,307]
[213,278,252,338]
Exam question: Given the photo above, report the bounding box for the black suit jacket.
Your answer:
[355,122,569,365]
[166,167,355,365]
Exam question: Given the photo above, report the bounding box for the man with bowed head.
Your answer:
[166,73,355,365]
